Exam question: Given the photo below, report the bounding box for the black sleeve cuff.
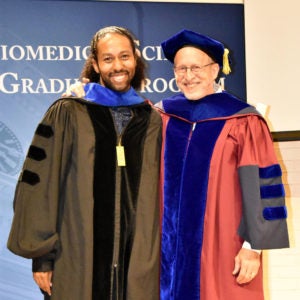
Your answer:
[32,255,54,272]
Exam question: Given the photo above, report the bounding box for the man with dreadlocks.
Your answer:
[7,26,161,300]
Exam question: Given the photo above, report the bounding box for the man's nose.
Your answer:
[112,58,123,70]
[185,68,195,79]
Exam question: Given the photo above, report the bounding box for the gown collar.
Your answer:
[84,82,144,107]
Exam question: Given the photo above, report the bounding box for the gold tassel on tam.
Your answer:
[222,48,231,75]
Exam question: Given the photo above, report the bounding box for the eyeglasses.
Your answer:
[173,62,215,75]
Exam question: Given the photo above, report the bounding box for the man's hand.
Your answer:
[232,248,261,284]
[33,271,53,296]
[62,77,89,97]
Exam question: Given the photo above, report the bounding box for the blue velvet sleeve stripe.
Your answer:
[260,184,285,199]
[263,206,287,220]
[259,164,282,178]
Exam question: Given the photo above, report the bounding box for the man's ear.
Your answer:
[212,63,220,80]
[92,58,100,73]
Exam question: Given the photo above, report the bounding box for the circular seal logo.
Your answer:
[0,121,24,176]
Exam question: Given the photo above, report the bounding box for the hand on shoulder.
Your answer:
[62,77,90,98]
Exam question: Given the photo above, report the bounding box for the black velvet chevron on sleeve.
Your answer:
[27,145,47,161]
[20,169,40,185]
[35,123,54,138]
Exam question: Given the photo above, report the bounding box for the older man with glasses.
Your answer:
[157,29,289,300]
